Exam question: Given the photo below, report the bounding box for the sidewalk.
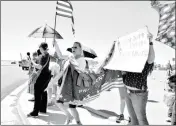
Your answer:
[16,70,171,125]
[18,87,127,125]
[1,81,28,125]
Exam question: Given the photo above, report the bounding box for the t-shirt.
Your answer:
[39,53,50,75]
[124,62,154,90]
[75,57,86,71]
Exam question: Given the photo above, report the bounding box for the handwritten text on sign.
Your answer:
[104,27,149,73]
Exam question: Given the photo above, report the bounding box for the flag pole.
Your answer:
[20,53,22,61]
[53,10,57,47]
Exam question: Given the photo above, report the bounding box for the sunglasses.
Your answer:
[72,46,78,50]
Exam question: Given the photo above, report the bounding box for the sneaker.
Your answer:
[129,117,131,123]
[116,120,120,123]
[76,121,82,125]
[77,105,83,107]
[64,116,74,125]
[166,117,171,122]
[116,114,124,122]
[28,98,35,102]
[27,112,38,117]
[40,111,47,114]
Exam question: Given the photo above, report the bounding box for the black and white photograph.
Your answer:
[1,0,175,125]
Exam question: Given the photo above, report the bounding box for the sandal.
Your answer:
[64,116,74,125]
[76,121,82,125]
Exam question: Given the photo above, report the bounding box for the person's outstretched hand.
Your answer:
[147,32,153,42]
[146,26,153,42]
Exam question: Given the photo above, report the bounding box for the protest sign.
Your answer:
[104,27,149,73]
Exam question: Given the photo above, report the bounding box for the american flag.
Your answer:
[151,1,175,49]
[56,0,75,35]
[57,43,123,105]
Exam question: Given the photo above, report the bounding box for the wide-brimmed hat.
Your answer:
[67,44,97,59]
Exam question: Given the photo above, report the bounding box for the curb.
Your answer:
[16,82,31,125]
[1,80,29,125]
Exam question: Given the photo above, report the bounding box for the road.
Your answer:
[1,64,28,100]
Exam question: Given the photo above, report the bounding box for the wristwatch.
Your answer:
[149,42,153,45]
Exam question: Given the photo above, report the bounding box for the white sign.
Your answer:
[104,27,149,73]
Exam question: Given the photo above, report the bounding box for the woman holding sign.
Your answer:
[53,41,87,125]
[123,31,155,125]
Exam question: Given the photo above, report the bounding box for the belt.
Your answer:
[127,89,147,94]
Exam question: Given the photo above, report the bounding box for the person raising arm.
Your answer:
[147,32,155,64]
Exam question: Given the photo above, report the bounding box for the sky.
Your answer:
[1,1,175,65]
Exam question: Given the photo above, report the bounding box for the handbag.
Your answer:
[29,56,50,85]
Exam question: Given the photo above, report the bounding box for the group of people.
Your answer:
[25,29,174,125]
[27,41,87,125]
[164,61,176,125]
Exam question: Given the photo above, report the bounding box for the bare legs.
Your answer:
[55,103,73,125]
[55,101,82,125]
[119,87,126,115]
[116,87,127,122]
[47,88,52,105]
[70,108,82,125]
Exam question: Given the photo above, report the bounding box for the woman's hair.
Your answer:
[32,52,38,57]
[27,52,30,56]
[74,42,82,48]
[39,42,48,51]
[149,63,154,75]
[37,49,41,56]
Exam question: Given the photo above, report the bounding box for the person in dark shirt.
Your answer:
[166,70,176,124]
[27,42,51,117]
[167,60,173,77]
[28,49,42,102]
[123,31,155,125]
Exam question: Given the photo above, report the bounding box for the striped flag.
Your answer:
[151,1,175,49]
[56,41,123,105]
[56,0,75,35]
[57,60,123,105]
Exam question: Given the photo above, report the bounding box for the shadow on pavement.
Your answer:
[81,106,119,119]
[38,112,66,125]
[47,105,61,111]
[98,110,119,117]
